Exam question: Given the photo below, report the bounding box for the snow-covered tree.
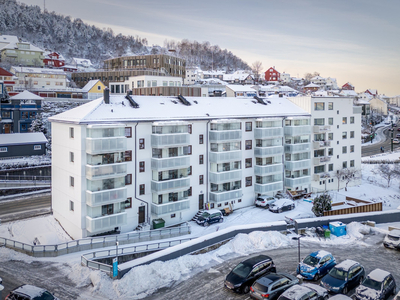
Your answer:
[373,164,400,188]
[312,193,332,217]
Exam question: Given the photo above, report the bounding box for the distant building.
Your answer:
[203,70,225,80]
[0,35,44,67]
[43,52,65,68]
[303,83,320,92]
[342,82,354,90]
[109,75,182,94]
[0,132,47,158]
[280,72,291,84]
[82,80,106,100]
[225,85,257,97]
[184,67,203,85]
[264,67,280,82]
[369,97,388,115]
[259,85,299,97]
[365,89,378,97]
[10,66,68,90]
[223,71,254,84]
[0,67,17,96]
[72,58,94,70]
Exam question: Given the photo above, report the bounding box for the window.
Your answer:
[238,199,242,203]
[342,117,347,124]
[199,175,204,185]
[245,122,252,131]
[188,187,192,196]
[350,160,355,167]
[314,102,325,110]
[314,165,325,174]
[33,145,42,150]
[0,147,7,152]
[139,138,145,149]
[329,133,334,140]
[328,164,333,171]
[125,197,132,209]
[139,184,145,195]
[328,118,333,125]
[246,176,252,187]
[342,132,347,139]
[337,110,339,114]
[69,200,74,211]
[70,176,74,187]
[199,155,204,164]
[246,158,252,168]
[139,161,145,172]
[350,131,354,138]
[245,140,252,150]
[188,124,192,134]
[350,116,354,124]
[187,145,192,155]
[199,134,204,144]
[124,150,132,162]
[350,145,354,153]
[342,161,348,168]
[70,152,74,162]
[342,146,347,154]
[314,118,325,126]
[328,148,333,156]
[171,214,176,218]
[125,127,132,138]
[69,127,74,138]
[328,102,333,110]
[125,174,132,185]
[218,203,222,207]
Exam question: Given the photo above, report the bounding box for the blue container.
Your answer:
[329,221,347,237]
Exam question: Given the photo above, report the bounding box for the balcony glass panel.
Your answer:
[284,143,311,153]
[284,126,311,136]
[87,152,124,165]
[313,156,331,165]
[313,125,331,133]
[209,150,242,163]
[151,133,190,147]
[254,164,282,176]
[254,182,283,194]
[209,169,242,184]
[285,176,311,187]
[254,146,284,157]
[209,190,242,203]
[151,156,190,171]
[87,177,125,192]
[151,199,190,216]
[151,178,190,192]
[284,159,312,171]
[254,127,283,139]
[87,127,125,138]
[256,119,282,128]
[152,124,188,134]
[210,122,241,131]
[86,163,127,180]
[86,137,127,155]
[209,130,242,142]
[86,187,127,207]
[86,212,127,233]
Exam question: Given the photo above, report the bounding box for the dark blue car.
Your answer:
[297,250,336,280]
[320,259,365,294]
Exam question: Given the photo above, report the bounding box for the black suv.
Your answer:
[225,255,276,294]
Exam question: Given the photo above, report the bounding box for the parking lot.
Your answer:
[148,231,400,300]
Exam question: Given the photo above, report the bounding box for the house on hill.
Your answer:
[44,52,65,68]
[365,89,378,97]
[342,82,354,90]
[82,79,106,100]
[0,35,44,67]
[264,67,280,82]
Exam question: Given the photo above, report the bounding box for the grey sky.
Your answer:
[22,0,400,95]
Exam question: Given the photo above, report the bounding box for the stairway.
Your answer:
[191,210,205,222]
[135,222,150,231]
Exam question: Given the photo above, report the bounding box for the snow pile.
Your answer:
[0,247,34,263]
[0,155,51,170]
[346,222,371,239]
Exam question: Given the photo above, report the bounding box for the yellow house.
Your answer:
[82,79,106,100]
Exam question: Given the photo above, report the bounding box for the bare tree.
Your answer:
[341,168,361,191]
[373,164,400,187]
[334,169,344,191]
[252,61,263,83]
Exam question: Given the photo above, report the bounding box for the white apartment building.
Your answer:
[50,93,312,239]
[280,72,291,84]
[10,66,67,90]
[225,85,257,97]
[287,96,362,192]
[184,67,202,85]
[109,75,182,94]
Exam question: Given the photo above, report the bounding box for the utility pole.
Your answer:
[44,0,45,11]
[391,121,394,152]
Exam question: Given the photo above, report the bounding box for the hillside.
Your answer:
[0,0,250,70]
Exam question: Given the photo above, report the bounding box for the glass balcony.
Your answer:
[86,163,127,180]
[254,182,283,194]
[209,189,242,203]
[313,141,331,149]
[313,173,331,181]
[151,133,190,147]
[86,137,127,155]
[284,143,311,153]
[285,176,311,188]
[151,156,190,171]
[86,212,127,234]
[209,150,242,163]
[353,106,362,114]
[86,187,127,207]
[284,126,311,136]
[313,156,331,165]
[254,146,284,157]
[254,164,282,176]
[209,130,242,142]
[284,159,312,171]
[151,177,190,193]
[209,169,242,184]
[151,199,190,216]
[254,127,283,139]
[313,125,331,133]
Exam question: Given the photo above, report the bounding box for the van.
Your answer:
[383,229,400,249]
[195,209,223,226]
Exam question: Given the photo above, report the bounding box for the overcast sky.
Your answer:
[22,0,400,96]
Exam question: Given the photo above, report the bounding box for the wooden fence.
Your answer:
[324,197,382,216]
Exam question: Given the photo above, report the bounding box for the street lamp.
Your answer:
[292,234,305,263]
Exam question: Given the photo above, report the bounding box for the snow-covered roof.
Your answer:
[305,83,320,88]
[10,90,43,100]
[367,269,390,282]
[340,90,358,97]
[366,89,378,95]
[226,85,256,92]
[223,73,253,81]
[13,285,48,298]
[202,70,225,76]
[0,38,44,53]
[260,85,297,92]
[82,80,102,93]
[355,99,370,105]
[311,75,325,80]
[44,51,65,61]
[0,67,14,76]
[197,78,228,85]
[0,132,47,146]
[73,57,93,66]
[11,66,66,75]
[335,259,358,271]
[0,35,19,44]
[49,94,310,125]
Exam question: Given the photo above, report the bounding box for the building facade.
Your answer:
[265,67,280,82]
[0,35,44,67]
[43,52,65,68]
[50,94,311,239]
[109,75,182,94]
[10,66,67,90]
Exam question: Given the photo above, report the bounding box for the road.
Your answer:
[362,126,400,157]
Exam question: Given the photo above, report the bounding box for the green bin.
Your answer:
[153,218,165,229]
[324,229,331,239]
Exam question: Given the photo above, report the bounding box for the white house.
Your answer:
[72,58,94,71]
[109,75,182,94]
[10,66,68,90]
[184,67,203,85]
[49,93,312,239]
[310,76,326,87]
[280,72,291,84]
[225,85,257,97]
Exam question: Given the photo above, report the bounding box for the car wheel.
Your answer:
[204,222,209,227]
[219,218,223,223]
[242,285,250,294]
[314,272,320,281]
[392,287,396,295]
[342,287,348,295]
[279,208,283,213]
[291,204,295,210]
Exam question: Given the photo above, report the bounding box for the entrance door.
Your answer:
[4,124,10,134]
[138,206,145,224]
[199,194,204,210]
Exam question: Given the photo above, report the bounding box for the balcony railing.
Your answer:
[209,150,242,163]
[313,156,331,165]
[313,173,331,181]
[86,212,127,234]
[284,126,311,136]
[254,146,284,157]
[254,182,283,194]
[209,169,242,184]
[151,177,190,193]
[254,127,283,139]
[86,163,127,180]
[86,187,127,207]
[284,143,311,153]
[151,156,190,171]
[284,176,311,188]
[313,141,331,149]
[209,189,242,203]
[313,125,331,133]
[151,199,190,216]
[284,159,311,171]
[86,137,127,155]
[151,133,190,147]
[254,164,282,176]
[209,130,242,142]
[353,106,362,114]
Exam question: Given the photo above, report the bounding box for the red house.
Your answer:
[265,66,280,82]
[43,52,65,68]
[365,89,378,97]
[342,82,354,90]
[0,67,17,96]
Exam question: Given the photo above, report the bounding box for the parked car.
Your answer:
[395,290,400,300]
[0,277,2,285]
[355,269,396,300]
[393,139,400,144]
[269,199,295,213]
[250,273,299,300]
[225,255,276,294]
[255,196,277,208]
[383,229,400,249]
[284,211,314,225]
[397,128,400,131]
[320,259,365,294]
[329,295,353,300]
[277,283,328,300]
[6,285,58,300]
[396,133,400,138]
[195,209,223,226]
[296,250,336,280]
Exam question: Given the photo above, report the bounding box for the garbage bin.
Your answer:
[324,229,331,239]
[153,218,165,229]
[329,221,346,237]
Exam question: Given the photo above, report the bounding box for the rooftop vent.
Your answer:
[125,91,139,108]
[254,95,267,105]
[177,95,191,106]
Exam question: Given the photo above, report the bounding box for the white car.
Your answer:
[284,211,314,224]
[255,196,277,208]
[383,229,400,249]
[393,138,400,144]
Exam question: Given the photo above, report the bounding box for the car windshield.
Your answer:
[232,263,252,278]
[200,212,210,218]
[362,278,382,291]
[329,267,348,280]
[303,255,319,266]
[32,291,55,300]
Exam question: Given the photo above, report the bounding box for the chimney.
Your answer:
[104,87,109,104]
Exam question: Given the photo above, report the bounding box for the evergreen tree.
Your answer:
[312,193,332,217]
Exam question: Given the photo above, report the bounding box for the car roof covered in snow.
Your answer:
[335,259,359,271]
[12,285,48,297]
[310,250,331,259]
[388,229,400,237]
[367,269,390,282]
